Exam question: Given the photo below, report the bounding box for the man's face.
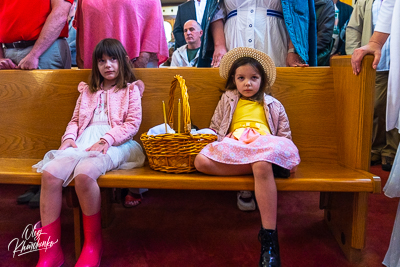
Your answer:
[183,21,203,46]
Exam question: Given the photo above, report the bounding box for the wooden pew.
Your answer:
[0,56,380,263]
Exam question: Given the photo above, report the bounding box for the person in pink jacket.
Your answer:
[194,47,300,267]
[32,38,145,267]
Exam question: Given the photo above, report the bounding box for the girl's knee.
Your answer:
[74,160,103,180]
[42,171,63,188]
[252,161,271,168]
[74,175,99,194]
[75,174,94,188]
[252,161,273,175]
[194,154,210,172]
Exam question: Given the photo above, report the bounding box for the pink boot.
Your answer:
[34,217,64,267]
[75,211,103,267]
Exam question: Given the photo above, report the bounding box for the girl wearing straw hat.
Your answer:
[195,47,300,267]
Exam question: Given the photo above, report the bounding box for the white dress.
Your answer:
[33,91,145,187]
[377,0,400,266]
[217,0,288,67]
[384,152,400,267]
[375,0,400,132]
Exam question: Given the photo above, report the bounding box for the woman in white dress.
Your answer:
[351,0,400,265]
[209,0,308,68]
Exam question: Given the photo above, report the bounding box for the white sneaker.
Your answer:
[237,191,256,211]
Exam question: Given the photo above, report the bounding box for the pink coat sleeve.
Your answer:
[101,82,143,146]
[274,102,292,140]
[61,82,86,143]
[209,98,227,142]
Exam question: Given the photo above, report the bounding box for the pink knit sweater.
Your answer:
[62,81,144,146]
[74,0,169,68]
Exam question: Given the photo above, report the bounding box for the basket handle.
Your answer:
[168,75,191,133]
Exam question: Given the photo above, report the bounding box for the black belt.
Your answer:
[2,40,37,49]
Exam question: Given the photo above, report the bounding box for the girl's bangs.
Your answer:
[94,42,122,60]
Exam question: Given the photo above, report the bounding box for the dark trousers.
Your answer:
[372,71,400,159]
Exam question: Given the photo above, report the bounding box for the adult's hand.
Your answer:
[59,139,78,150]
[0,58,17,69]
[210,19,226,68]
[133,52,151,68]
[286,53,309,67]
[18,53,40,70]
[351,43,382,75]
[17,0,72,70]
[86,139,109,154]
[211,45,227,68]
[351,31,389,75]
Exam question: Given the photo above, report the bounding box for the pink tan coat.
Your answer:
[62,81,144,146]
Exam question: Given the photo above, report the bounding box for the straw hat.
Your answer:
[219,47,276,86]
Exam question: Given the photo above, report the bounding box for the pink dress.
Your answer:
[200,94,300,170]
[74,0,169,68]
[200,128,300,170]
[33,89,145,187]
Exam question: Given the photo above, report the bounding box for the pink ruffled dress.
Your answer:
[33,91,145,187]
[200,99,300,170]
[200,128,299,170]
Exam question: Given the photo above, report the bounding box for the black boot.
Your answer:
[258,228,281,267]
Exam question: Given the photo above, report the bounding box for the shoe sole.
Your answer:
[237,199,256,211]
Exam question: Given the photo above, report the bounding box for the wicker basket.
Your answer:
[140,75,217,173]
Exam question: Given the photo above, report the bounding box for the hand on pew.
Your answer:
[17,53,39,70]
[0,58,17,69]
[286,52,309,67]
[211,45,227,68]
[351,31,389,75]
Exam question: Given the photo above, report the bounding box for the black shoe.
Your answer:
[371,159,381,166]
[258,228,281,267]
[382,156,394,172]
[370,153,381,166]
[28,188,41,209]
[17,186,40,204]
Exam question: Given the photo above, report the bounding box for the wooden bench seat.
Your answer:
[0,158,379,192]
[0,55,380,263]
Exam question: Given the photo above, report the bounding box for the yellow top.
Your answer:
[229,98,271,139]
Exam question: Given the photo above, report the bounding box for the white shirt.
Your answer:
[170,44,200,67]
[195,0,207,25]
[375,0,396,33]
[212,0,288,67]
[372,0,390,71]
[380,0,400,131]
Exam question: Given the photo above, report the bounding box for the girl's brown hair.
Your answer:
[224,57,271,104]
[89,38,136,93]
